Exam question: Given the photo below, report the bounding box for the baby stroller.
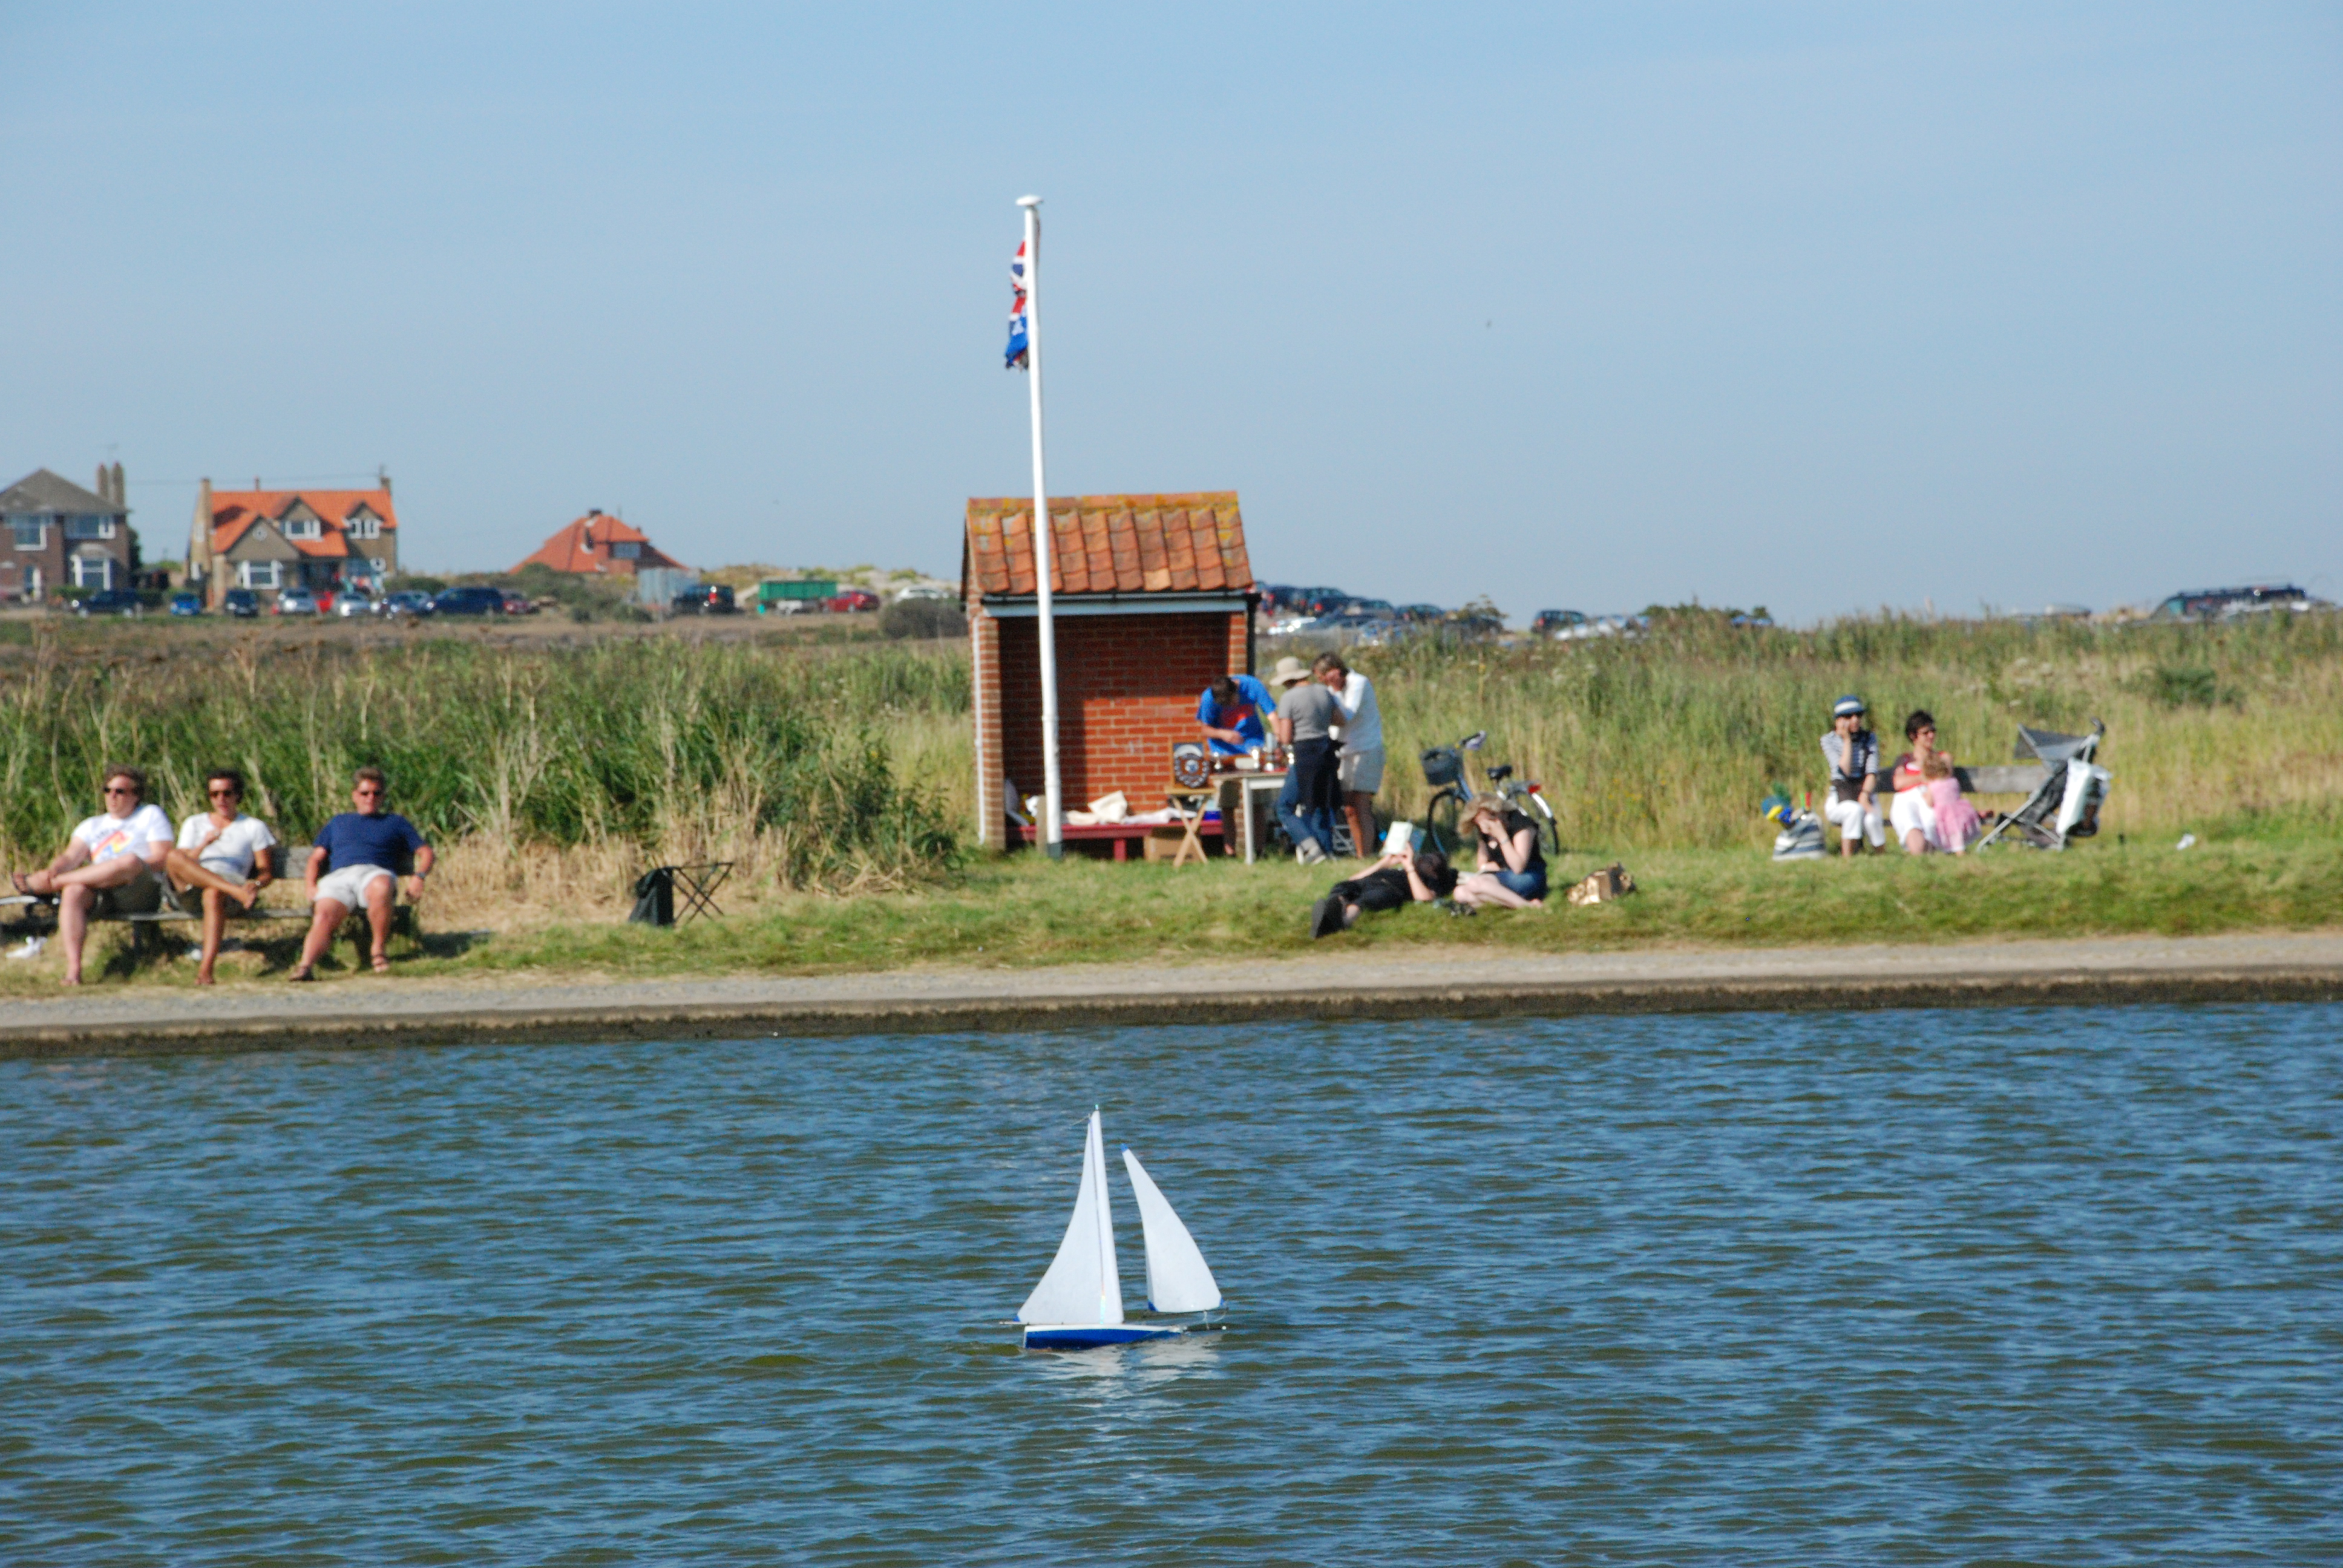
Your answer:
[1974,721,2111,851]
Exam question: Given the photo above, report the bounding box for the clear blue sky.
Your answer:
[3,2,2336,621]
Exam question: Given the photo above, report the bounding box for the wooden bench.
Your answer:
[3,845,420,957]
[1012,818,1225,861]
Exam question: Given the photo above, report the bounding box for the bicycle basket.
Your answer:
[1420,746,1463,788]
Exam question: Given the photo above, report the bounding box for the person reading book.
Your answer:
[1309,840,1456,938]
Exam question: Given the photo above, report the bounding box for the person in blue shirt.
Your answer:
[290,765,435,980]
[1198,673,1275,757]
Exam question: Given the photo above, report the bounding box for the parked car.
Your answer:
[223,588,261,619]
[1293,587,1351,618]
[894,584,953,603]
[1342,597,1396,617]
[433,586,508,616]
[671,584,738,615]
[274,589,319,616]
[499,590,536,615]
[1395,603,1445,623]
[2151,584,2330,620]
[1532,609,1588,638]
[73,589,145,617]
[381,590,436,618]
[821,589,880,614]
[336,590,379,618]
[168,592,204,617]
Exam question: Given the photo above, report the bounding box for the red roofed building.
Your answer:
[187,477,399,607]
[963,492,1257,851]
[514,511,685,577]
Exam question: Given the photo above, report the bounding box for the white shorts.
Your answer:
[1337,746,1384,794]
[1889,789,1941,852]
[316,863,396,910]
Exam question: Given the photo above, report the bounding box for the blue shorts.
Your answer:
[1492,867,1547,900]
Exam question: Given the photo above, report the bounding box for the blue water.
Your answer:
[4,1004,2339,1564]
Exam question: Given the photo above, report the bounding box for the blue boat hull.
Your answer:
[1021,1323,1183,1350]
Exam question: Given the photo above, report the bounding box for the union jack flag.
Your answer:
[1004,240,1029,370]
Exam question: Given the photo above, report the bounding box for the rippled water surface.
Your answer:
[5,1004,2340,1564]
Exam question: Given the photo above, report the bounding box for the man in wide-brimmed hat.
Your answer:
[1270,656,1340,862]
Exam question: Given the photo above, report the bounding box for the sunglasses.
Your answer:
[103,785,137,796]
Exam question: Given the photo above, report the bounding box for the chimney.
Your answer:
[378,466,392,497]
[111,462,125,508]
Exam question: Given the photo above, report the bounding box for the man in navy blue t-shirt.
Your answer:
[290,766,436,980]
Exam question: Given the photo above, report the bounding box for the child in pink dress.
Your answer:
[1924,752,1984,852]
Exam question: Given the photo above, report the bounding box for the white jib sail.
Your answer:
[1018,1111,1125,1326]
[1121,1148,1222,1313]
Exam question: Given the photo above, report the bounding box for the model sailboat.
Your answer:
[1017,1109,1224,1350]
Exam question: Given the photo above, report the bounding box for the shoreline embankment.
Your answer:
[4,932,2339,1059]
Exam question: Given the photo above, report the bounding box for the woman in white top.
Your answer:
[168,767,278,985]
[8,764,175,985]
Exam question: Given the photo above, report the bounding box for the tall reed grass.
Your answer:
[0,632,965,894]
[1352,610,2343,848]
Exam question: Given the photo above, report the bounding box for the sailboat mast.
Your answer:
[1090,1110,1115,1323]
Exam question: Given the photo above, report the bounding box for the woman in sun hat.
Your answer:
[1270,656,1341,861]
[1820,694,1884,857]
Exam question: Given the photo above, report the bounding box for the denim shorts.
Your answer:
[1492,866,1547,900]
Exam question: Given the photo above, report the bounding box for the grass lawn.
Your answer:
[14,837,2338,993]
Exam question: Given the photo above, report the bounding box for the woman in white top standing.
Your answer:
[1316,652,1384,859]
[169,767,278,985]
[8,763,175,985]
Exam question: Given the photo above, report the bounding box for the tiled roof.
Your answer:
[208,488,396,559]
[1,468,122,517]
[963,492,1251,598]
[514,512,684,575]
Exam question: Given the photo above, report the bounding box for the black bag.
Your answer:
[629,867,675,927]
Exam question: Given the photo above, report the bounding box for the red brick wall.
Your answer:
[975,609,1250,841]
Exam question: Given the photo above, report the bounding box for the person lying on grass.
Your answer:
[10,764,174,986]
[290,765,433,981]
[169,767,278,986]
[1453,797,1548,910]
[1311,841,1457,938]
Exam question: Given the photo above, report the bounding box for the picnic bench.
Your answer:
[1012,818,1225,861]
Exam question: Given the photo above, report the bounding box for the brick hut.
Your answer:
[964,492,1258,850]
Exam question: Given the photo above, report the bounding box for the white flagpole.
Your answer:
[1019,194,1064,858]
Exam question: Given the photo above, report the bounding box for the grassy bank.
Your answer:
[2,610,2338,991]
[6,840,2335,993]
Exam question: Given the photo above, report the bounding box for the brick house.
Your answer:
[513,510,686,576]
[0,466,134,601]
[187,477,399,607]
[963,492,1257,850]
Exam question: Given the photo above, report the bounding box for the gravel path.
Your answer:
[4,931,2339,1057]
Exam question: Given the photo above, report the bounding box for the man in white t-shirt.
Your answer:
[9,764,174,985]
[168,766,278,985]
[1315,652,1384,860]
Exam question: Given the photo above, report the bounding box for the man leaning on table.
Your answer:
[1198,671,1276,757]
[290,765,434,981]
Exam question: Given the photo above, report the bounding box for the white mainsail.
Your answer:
[1017,1110,1124,1327]
[1120,1148,1222,1313]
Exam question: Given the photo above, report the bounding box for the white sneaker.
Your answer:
[1295,840,1328,866]
[8,935,44,960]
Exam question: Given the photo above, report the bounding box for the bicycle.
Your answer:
[1416,730,1560,857]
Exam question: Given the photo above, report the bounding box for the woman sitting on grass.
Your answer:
[1453,797,1547,910]
[1890,709,1954,854]
[1311,841,1456,938]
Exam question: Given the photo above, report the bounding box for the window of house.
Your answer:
[283,517,321,540]
[611,541,641,561]
[347,512,380,539]
[6,518,45,550]
[238,560,283,590]
[71,554,115,590]
[65,515,115,540]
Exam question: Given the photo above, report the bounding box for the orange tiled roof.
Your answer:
[514,512,685,575]
[208,488,396,559]
[963,492,1251,598]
